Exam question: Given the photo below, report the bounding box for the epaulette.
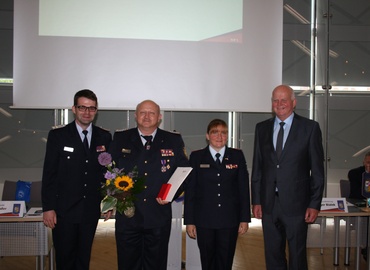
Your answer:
[51,125,66,130]
[98,126,110,132]
[115,128,128,132]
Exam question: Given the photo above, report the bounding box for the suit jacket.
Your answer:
[251,113,324,216]
[184,146,251,228]
[348,166,365,199]
[42,121,112,223]
[109,128,189,230]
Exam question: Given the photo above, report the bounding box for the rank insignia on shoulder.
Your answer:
[52,125,65,129]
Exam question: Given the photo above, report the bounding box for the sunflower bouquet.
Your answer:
[98,152,145,217]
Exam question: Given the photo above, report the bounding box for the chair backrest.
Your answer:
[29,181,42,207]
[340,179,351,198]
[1,180,17,200]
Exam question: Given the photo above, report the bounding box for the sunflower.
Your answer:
[114,175,134,191]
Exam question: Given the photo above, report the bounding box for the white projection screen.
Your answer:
[13,0,282,112]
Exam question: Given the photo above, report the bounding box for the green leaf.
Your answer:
[100,196,117,213]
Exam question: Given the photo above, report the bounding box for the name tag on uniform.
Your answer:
[121,148,131,153]
[200,164,210,168]
[64,146,74,152]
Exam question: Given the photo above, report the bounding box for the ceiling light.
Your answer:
[0,135,11,144]
[0,107,12,117]
[353,145,370,157]
[284,4,310,24]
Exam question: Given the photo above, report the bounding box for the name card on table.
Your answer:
[0,201,27,217]
[320,197,348,213]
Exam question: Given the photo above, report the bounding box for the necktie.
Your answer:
[276,122,285,159]
[215,153,222,167]
[82,130,89,152]
[142,135,153,150]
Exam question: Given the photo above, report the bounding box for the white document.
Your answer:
[160,167,192,202]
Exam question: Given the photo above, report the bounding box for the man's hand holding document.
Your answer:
[157,167,192,202]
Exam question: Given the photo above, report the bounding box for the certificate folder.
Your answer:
[157,167,192,202]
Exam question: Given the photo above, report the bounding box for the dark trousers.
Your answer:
[196,226,239,270]
[262,195,308,270]
[52,218,98,270]
[115,221,171,270]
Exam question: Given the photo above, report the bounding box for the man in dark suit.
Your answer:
[348,151,370,199]
[42,89,112,270]
[109,100,189,270]
[184,119,250,270]
[251,85,324,270]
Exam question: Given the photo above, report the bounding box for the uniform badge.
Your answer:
[200,164,210,168]
[161,149,174,156]
[161,160,167,172]
[121,148,131,153]
[225,164,238,169]
[96,145,106,152]
[64,146,74,152]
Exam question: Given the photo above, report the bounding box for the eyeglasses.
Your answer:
[209,130,228,137]
[76,105,97,112]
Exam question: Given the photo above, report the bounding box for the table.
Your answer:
[0,216,54,270]
[316,207,370,270]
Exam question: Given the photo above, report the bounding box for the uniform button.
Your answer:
[84,184,87,187]
[143,198,147,202]
[218,194,220,196]
[145,161,148,163]
[85,172,87,175]
[144,185,147,189]
[83,196,86,198]
[86,160,89,163]
[144,173,148,176]
[67,156,70,159]
[217,173,220,176]
[218,183,221,186]
[218,204,221,207]
[277,165,280,168]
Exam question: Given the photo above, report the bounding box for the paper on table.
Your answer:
[158,167,192,202]
[25,207,43,217]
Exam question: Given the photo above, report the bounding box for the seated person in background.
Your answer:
[348,151,370,261]
[348,151,370,199]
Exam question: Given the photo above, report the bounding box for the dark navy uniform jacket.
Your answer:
[109,127,189,230]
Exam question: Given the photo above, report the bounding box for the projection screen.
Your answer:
[13,0,282,112]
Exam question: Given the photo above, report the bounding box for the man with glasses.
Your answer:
[42,89,112,270]
[184,118,251,270]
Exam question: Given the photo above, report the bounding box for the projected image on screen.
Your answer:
[14,0,282,111]
[39,0,243,42]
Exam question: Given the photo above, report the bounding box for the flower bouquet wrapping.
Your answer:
[98,152,145,217]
